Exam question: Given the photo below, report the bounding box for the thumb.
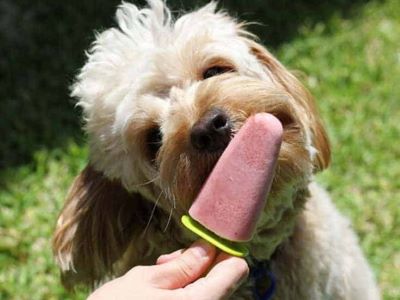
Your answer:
[182,252,249,300]
[149,240,216,289]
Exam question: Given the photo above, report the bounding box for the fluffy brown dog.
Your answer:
[53,1,380,298]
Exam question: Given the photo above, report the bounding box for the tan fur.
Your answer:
[53,1,380,298]
[248,41,331,172]
[53,166,152,288]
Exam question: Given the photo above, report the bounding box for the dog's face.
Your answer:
[54,0,330,288]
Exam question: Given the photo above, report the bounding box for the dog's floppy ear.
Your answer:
[52,165,152,289]
[248,41,331,171]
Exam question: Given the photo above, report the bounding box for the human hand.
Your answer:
[88,240,249,300]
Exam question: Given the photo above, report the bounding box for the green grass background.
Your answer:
[0,0,399,299]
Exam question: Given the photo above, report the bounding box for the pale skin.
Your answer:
[88,240,249,300]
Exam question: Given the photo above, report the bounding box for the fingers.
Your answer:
[149,240,217,289]
[156,249,185,265]
[182,252,249,300]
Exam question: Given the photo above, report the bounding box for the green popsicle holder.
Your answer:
[181,215,249,257]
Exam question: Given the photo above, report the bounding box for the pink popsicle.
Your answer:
[188,113,283,242]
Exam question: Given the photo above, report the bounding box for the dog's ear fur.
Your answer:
[248,41,331,171]
[52,165,153,289]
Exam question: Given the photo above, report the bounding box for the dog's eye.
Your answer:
[146,127,162,161]
[202,66,233,80]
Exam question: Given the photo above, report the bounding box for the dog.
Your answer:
[53,1,380,298]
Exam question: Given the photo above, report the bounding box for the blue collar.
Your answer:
[249,258,276,300]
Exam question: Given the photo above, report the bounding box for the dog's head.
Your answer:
[53,0,330,288]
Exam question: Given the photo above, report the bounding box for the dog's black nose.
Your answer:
[190,108,232,152]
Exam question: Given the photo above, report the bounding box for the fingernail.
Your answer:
[190,240,214,257]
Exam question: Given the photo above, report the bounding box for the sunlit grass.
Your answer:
[278,0,400,298]
[0,143,88,299]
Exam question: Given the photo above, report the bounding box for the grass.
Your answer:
[277,1,400,297]
[0,144,89,299]
[0,0,399,299]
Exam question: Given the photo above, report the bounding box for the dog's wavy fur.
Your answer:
[53,1,380,298]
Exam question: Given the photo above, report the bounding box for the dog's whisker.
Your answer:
[132,175,160,188]
[163,184,177,233]
[161,184,172,206]
[163,205,174,233]
[141,191,163,237]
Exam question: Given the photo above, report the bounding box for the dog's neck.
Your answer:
[249,184,309,260]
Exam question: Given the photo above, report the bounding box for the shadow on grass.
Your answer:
[0,0,369,170]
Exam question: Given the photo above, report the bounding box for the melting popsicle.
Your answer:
[181,113,283,256]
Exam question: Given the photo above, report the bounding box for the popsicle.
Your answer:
[181,113,283,257]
